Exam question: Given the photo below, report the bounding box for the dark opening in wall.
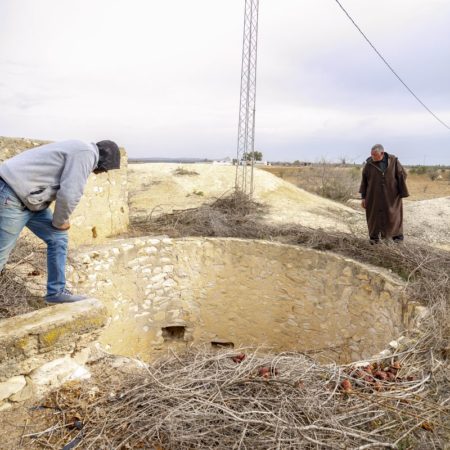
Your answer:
[211,341,235,349]
[91,226,98,239]
[162,326,185,341]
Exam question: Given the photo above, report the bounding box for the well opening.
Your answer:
[162,326,186,342]
[69,237,406,363]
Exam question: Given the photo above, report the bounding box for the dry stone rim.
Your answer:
[68,236,409,364]
[76,235,407,285]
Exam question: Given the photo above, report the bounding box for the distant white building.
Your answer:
[212,157,233,165]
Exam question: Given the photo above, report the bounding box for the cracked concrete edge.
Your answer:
[0,299,107,381]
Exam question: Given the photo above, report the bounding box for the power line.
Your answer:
[334,0,450,131]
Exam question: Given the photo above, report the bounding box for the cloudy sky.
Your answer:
[1,0,449,164]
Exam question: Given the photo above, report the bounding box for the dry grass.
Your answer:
[403,173,450,201]
[262,165,361,202]
[262,165,450,202]
[23,192,449,449]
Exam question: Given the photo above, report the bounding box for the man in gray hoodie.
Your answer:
[0,140,121,303]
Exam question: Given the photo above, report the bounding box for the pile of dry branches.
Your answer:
[0,237,46,319]
[131,190,269,238]
[29,344,449,449]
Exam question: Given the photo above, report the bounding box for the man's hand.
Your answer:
[361,199,366,209]
[52,222,70,231]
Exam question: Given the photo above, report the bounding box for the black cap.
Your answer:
[96,140,120,171]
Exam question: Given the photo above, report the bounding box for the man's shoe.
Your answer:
[45,289,88,304]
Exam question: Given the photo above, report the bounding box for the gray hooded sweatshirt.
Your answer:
[0,140,99,227]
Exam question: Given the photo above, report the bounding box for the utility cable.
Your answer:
[334,0,450,130]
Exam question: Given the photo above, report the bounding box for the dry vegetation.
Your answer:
[262,165,450,202]
[130,190,268,238]
[404,173,450,201]
[262,164,361,202]
[16,192,449,450]
[0,237,46,319]
[24,342,448,449]
[173,167,200,176]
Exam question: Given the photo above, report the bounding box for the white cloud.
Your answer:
[0,0,449,162]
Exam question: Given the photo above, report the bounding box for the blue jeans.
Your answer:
[0,179,68,296]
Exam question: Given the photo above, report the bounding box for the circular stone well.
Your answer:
[68,237,406,363]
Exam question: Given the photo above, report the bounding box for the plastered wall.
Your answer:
[0,137,129,245]
[68,237,407,363]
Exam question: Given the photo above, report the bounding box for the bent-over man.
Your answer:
[0,140,120,303]
[359,144,409,243]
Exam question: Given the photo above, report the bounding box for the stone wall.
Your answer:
[0,137,129,246]
[68,237,407,363]
[0,299,106,410]
[0,237,416,409]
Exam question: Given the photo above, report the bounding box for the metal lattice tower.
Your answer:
[235,0,260,196]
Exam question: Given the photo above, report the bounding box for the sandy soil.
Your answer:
[403,197,450,250]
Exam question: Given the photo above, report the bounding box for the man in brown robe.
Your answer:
[359,144,409,243]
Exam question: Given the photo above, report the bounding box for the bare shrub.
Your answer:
[173,167,199,176]
[274,163,361,202]
[409,165,427,175]
[428,169,440,181]
[409,166,442,181]
[316,163,360,202]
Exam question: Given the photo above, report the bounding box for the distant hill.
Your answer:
[129,157,211,164]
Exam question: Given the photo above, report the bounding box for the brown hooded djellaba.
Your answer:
[359,153,409,240]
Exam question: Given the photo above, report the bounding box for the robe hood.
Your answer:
[96,140,121,171]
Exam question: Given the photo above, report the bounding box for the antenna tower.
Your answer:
[235,0,260,195]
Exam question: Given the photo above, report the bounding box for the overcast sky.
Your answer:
[1,0,449,164]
